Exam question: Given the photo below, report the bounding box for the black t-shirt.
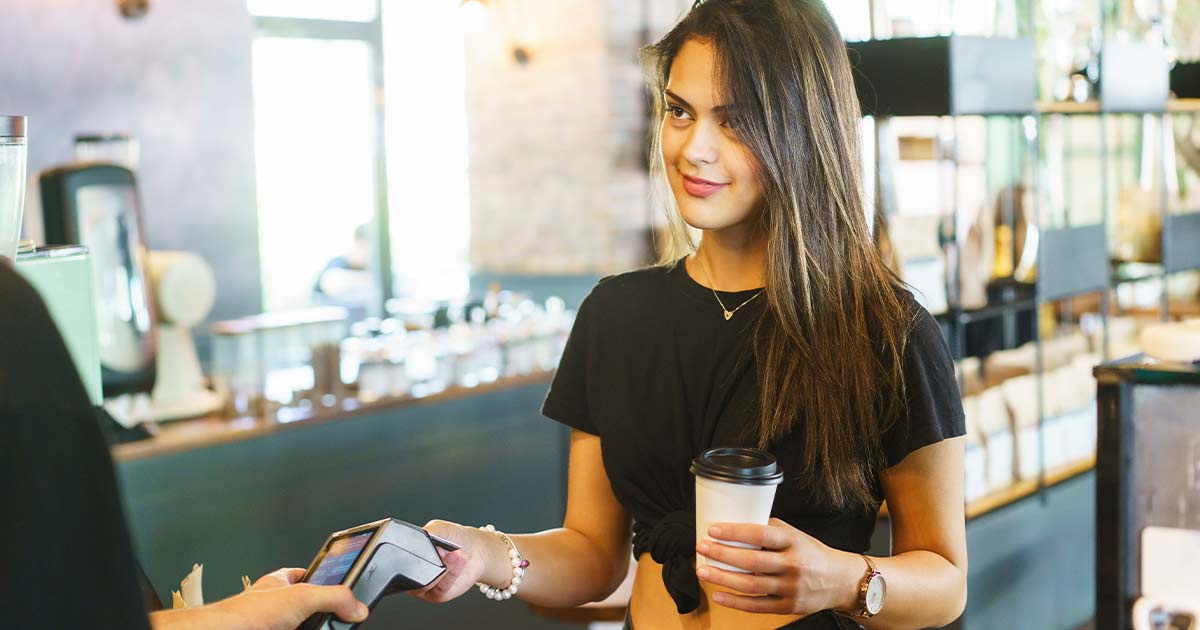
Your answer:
[0,265,152,630]
[541,260,964,627]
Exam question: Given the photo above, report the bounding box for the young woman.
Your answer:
[416,1,967,628]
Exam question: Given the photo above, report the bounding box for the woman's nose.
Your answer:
[681,122,719,166]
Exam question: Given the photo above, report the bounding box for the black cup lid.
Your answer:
[690,447,784,486]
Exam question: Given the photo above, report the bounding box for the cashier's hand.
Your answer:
[695,518,856,615]
[409,520,487,603]
[149,568,369,630]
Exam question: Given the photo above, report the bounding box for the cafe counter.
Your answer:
[113,371,576,630]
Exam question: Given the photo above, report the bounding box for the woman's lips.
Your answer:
[682,174,729,198]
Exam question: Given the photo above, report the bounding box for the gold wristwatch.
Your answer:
[852,554,886,617]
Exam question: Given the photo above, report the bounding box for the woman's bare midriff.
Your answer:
[629,553,804,630]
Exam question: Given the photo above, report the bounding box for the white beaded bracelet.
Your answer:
[475,524,528,601]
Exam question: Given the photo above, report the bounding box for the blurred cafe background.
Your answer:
[2,0,1200,628]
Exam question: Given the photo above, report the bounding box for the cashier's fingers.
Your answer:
[252,568,306,589]
[290,584,369,623]
[247,568,305,591]
[276,568,306,584]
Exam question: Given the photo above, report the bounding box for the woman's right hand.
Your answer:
[410,519,492,603]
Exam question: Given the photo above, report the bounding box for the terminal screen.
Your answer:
[307,531,375,586]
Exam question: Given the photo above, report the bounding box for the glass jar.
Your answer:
[0,116,27,265]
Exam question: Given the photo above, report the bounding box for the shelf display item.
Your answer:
[1116,185,1166,263]
[889,213,949,314]
[1139,320,1200,363]
[962,396,990,503]
[984,343,1037,386]
[975,386,1014,493]
[1002,373,1041,482]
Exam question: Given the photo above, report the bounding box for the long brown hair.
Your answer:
[644,0,913,510]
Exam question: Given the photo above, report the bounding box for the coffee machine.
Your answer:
[3,116,145,440]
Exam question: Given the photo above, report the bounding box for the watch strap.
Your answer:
[853,554,883,618]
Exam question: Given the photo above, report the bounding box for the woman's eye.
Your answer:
[667,105,689,120]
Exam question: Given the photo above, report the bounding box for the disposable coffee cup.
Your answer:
[691,447,784,573]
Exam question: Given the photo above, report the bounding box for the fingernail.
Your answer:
[713,593,725,604]
[696,568,709,579]
[696,542,709,554]
[356,603,369,619]
[709,526,722,537]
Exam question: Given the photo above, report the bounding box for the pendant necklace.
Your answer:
[696,255,763,321]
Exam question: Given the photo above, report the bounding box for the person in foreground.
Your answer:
[0,263,368,630]
[415,1,968,629]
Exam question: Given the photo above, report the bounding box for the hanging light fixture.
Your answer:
[117,0,149,19]
[459,0,488,33]
[458,0,532,65]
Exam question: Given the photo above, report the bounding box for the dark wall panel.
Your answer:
[118,382,576,629]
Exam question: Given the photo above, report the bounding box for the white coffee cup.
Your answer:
[691,447,784,573]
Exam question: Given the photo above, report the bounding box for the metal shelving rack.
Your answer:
[848,4,1198,628]
[847,27,1107,513]
[846,4,1182,518]
[848,34,1043,361]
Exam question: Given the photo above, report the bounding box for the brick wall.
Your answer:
[464,0,692,275]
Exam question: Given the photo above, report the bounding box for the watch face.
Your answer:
[865,574,886,614]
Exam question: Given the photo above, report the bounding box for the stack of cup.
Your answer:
[691,447,784,572]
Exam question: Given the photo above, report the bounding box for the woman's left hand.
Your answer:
[694,518,857,615]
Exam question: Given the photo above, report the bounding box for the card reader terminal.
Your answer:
[298,519,461,630]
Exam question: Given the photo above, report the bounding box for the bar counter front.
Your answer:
[114,372,571,630]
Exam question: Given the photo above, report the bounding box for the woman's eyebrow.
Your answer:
[664,89,692,109]
[664,89,734,115]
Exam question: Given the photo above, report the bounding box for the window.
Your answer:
[252,36,378,312]
[249,0,471,315]
[382,0,471,302]
[248,0,377,22]
[827,0,872,41]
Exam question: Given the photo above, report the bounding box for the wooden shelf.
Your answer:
[1035,100,1200,115]
[1168,99,1200,113]
[965,456,1096,520]
[1037,101,1102,115]
[1121,301,1200,320]
[110,371,555,462]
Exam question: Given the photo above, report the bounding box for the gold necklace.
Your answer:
[696,256,764,321]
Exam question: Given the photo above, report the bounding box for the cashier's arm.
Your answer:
[149,568,368,630]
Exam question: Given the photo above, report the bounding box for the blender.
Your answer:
[0,115,27,265]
